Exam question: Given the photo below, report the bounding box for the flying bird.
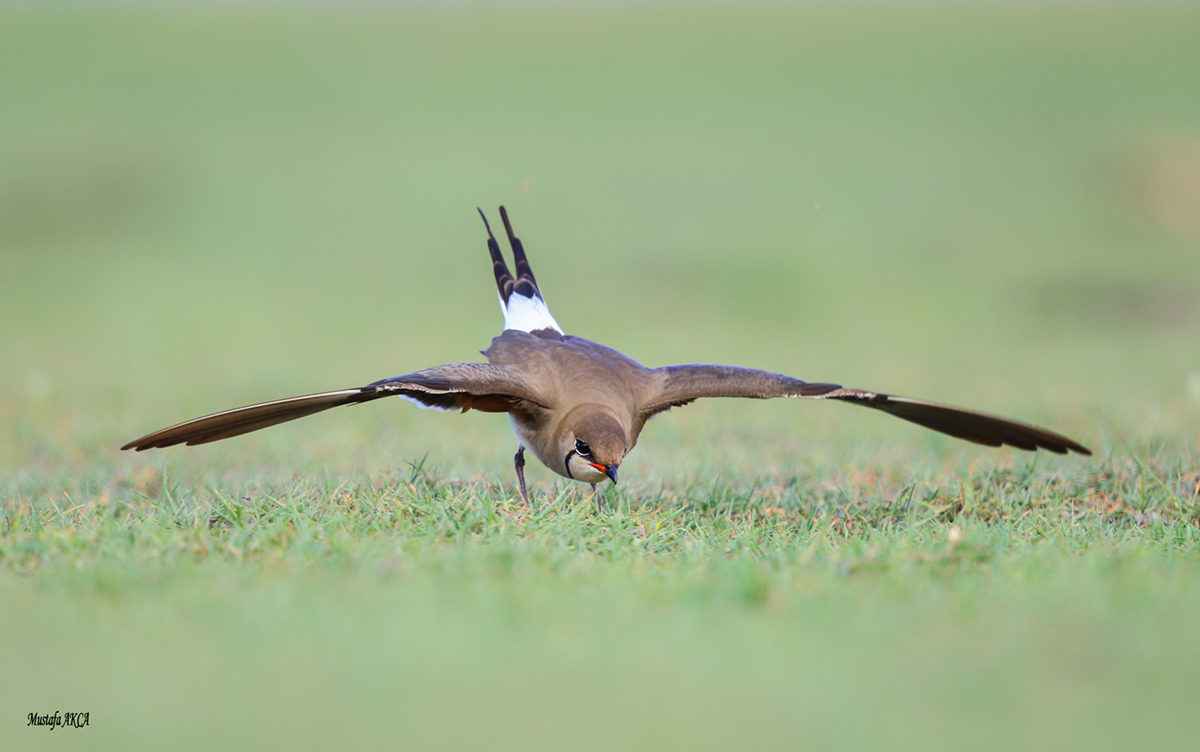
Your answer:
[123,207,1090,504]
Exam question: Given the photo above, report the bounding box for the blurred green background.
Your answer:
[3,3,1198,465]
[2,3,1199,751]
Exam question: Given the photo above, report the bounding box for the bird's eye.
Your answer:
[574,439,591,455]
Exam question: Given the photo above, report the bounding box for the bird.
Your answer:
[122,206,1090,506]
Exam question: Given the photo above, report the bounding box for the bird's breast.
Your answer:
[509,414,572,479]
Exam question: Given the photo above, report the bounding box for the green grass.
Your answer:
[3,4,1200,751]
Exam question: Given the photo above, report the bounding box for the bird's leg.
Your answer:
[513,446,529,504]
[591,483,606,511]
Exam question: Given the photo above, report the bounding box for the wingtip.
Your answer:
[1044,433,1091,456]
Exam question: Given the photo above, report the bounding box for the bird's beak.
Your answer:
[588,462,619,484]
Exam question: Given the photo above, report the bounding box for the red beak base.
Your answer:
[589,462,619,484]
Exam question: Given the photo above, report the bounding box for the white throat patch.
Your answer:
[567,452,608,483]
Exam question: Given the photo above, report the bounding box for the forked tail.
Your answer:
[478,206,563,334]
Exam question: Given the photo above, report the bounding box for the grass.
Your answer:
[2,4,1200,751]
[5,457,1200,750]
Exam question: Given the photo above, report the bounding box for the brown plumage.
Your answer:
[123,207,1091,505]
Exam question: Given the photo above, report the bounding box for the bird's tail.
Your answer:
[478,206,563,334]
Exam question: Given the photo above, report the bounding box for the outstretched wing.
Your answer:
[121,363,549,451]
[640,364,1090,455]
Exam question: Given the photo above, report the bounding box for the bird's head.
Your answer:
[561,406,626,485]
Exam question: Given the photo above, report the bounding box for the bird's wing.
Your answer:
[121,363,549,451]
[639,364,1090,455]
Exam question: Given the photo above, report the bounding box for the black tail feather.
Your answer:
[498,206,544,301]
[479,208,516,304]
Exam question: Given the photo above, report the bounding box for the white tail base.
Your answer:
[502,292,563,334]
